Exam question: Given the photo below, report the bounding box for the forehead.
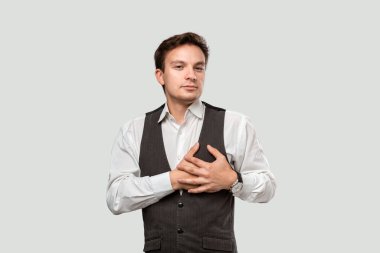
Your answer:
[165,44,205,64]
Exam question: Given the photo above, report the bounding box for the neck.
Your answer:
[166,99,194,125]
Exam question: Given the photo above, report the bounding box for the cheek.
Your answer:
[165,71,182,82]
[197,76,205,86]
[197,73,205,80]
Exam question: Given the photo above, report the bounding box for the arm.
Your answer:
[106,125,173,214]
[106,124,201,214]
[231,115,276,203]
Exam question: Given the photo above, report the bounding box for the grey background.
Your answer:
[1,0,379,252]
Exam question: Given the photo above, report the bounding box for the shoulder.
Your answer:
[202,101,255,128]
[202,101,226,112]
[225,110,254,127]
[224,109,258,140]
[120,114,146,137]
[120,103,166,135]
[146,103,165,115]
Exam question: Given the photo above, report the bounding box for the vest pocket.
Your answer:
[202,236,233,251]
[143,237,161,252]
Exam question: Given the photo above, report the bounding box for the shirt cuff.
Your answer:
[150,172,173,195]
[233,173,255,198]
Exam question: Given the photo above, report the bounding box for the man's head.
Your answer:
[154,32,209,72]
[154,32,209,105]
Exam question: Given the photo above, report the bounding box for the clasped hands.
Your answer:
[170,142,237,193]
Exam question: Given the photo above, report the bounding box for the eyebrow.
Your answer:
[170,60,205,66]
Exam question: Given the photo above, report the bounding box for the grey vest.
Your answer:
[139,101,237,253]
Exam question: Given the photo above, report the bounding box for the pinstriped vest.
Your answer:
[139,101,237,253]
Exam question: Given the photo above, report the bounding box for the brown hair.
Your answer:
[154,32,209,72]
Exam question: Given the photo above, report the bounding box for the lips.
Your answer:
[182,86,197,89]
[182,86,197,91]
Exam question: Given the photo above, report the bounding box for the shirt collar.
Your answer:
[157,99,204,123]
[187,99,204,119]
[158,103,170,123]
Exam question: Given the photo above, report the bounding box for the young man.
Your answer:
[107,32,276,253]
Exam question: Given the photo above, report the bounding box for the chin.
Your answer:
[183,94,200,101]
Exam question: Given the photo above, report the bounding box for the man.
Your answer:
[107,32,276,252]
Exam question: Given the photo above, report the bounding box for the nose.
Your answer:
[185,68,197,81]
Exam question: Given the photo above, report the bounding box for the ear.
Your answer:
[155,69,165,86]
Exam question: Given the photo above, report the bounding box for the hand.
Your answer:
[170,142,202,191]
[170,170,199,190]
[176,142,201,173]
[177,144,237,193]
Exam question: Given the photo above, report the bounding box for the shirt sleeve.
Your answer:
[106,122,174,214]
[230,115,277,203]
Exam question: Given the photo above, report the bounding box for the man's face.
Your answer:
[155,44,206,105]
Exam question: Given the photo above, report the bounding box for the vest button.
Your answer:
[177,228,184,234]
[178,202,184,208]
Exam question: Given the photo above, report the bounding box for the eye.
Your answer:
[174,65,184,70]
[195,66,205,72]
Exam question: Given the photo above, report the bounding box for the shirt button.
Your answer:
[177,228,184,234]
[178,202,184,208]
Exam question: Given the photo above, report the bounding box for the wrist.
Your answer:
[226,170,238,190]
[169,171,179,190]
[229,171,243,193]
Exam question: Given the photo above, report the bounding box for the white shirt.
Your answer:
[107,99,276,214]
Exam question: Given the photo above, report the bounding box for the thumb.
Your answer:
[187,142,200,157]
[207,144,223,159]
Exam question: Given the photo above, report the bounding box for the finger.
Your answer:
[185,142,200,158]
[207,144,224,159]
[178,177,208,185]
[177,165,193,174]
[184,155,210,169]
[188,185,209,194]
[181,183,200,190]
[178,166,208,177]
[176,161,194,171]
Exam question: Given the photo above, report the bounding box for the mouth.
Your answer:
[182,86,198,91]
